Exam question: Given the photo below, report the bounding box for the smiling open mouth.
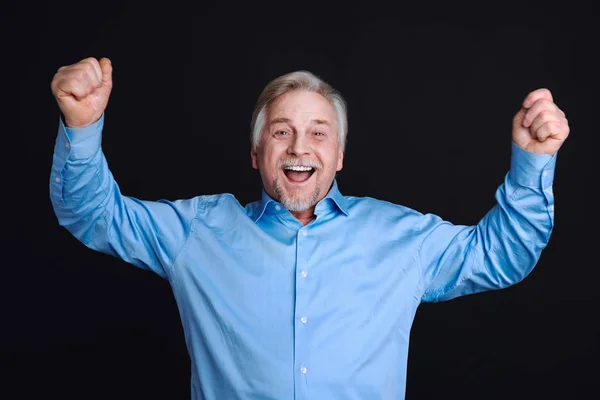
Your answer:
[284,165,315,183]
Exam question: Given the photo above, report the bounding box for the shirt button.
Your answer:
[65,142,71,149]
[300,317,307,324]
[301,270,308,278]
[275,205,281,211]
[542,169,549,176]
[300,366,307,374]
[301,230,307,236]
[55,177,61,183]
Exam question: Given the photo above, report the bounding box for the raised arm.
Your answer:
[49,57,200,280]
[419,89,570,302]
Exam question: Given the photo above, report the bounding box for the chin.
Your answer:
[273,178,321,212]
[280,195,318,212]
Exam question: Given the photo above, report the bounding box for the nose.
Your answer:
[288,133,310,156]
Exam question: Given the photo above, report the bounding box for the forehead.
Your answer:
[267,90,335,122]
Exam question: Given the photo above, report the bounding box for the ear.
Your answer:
[336,149,344,171]
[251,148,259,170]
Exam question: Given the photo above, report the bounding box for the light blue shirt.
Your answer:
[50,114,556,399]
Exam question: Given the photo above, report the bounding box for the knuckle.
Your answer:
[59,77,73,92]
[74,68,89,81]
[538,109,553,121]
[81,57,98,66]
[80,61,95,74]
[67,77,85,91]
[536,99,552,110]
[537,88,552,99]
[50,77,58,93]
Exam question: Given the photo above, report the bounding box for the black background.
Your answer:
[2,1,598,399]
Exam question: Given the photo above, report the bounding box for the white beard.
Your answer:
[273,177,321,212]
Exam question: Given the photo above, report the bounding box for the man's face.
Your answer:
[251,90,344,213]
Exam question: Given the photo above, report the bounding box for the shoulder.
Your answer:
[344,195,447,233]
[159,193,244,217]
[195,193,243,214]
[344,195,423,221]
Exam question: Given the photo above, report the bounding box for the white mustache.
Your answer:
[277,159,322,170]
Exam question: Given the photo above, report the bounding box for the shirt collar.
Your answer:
[252,179,349,223]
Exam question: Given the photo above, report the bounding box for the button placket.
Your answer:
[295,225,311,391]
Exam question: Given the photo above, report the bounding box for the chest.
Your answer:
[173,218,422,330]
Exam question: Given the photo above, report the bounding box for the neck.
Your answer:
[291,208,316,226]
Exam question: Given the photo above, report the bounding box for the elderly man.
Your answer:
[50,57,569,399]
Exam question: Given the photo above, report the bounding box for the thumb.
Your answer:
[99,57,113,89]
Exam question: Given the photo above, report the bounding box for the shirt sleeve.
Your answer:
[419,142,556,302]
[49,114,200,280]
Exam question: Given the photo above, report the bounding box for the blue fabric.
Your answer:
[50,114,557,399]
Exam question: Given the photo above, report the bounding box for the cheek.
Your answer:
[263,143,287,162]
[321,146,342,169]
[257,148,281,175]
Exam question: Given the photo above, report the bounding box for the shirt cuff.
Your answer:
[508,141,556,189]
[58,113,105,160]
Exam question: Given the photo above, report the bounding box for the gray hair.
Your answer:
[250,70,348,152]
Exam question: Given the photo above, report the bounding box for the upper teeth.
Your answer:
[286,166,313,171]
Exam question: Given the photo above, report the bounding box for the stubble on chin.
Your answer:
[272,177,321,212]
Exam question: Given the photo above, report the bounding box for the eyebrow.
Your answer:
[269,117,331,126]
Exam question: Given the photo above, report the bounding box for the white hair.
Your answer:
[250,71,348,152]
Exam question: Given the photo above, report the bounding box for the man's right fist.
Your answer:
[50,57,113,128]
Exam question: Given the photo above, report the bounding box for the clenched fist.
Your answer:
[512,88,570,155]
[50,57,113,128]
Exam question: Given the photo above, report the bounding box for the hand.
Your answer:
[50,57,113,128]
[512,88,570,155]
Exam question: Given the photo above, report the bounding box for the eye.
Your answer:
[314,131,325,137]
[276,130,290,136]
